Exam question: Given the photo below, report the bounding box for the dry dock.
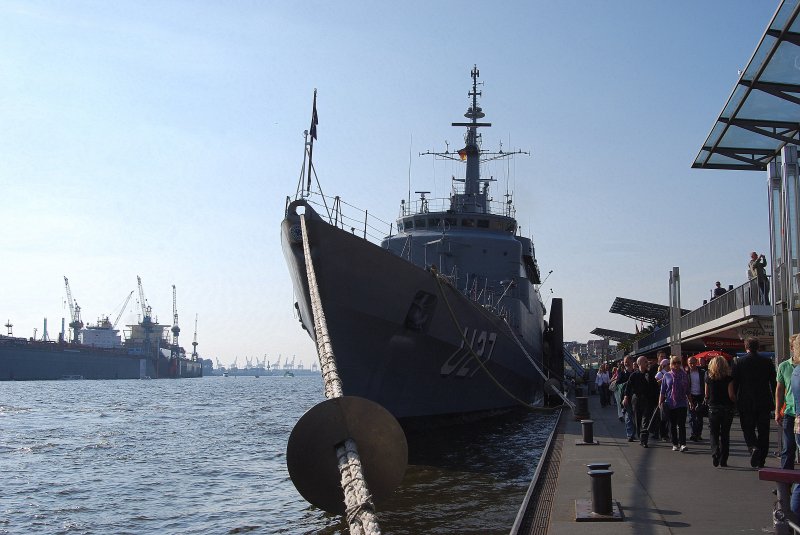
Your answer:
[515,393,781,534]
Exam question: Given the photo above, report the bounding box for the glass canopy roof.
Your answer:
[694,0,800,171]
[590,328,635,342]
[609,297,689,325]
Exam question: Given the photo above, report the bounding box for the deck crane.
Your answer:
[112,291,134,329]
[191,314,198,361]
[63,276,83,344]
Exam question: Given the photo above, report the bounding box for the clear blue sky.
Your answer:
[0,1,777,365]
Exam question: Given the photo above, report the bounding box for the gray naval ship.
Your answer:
[281,66,563,424]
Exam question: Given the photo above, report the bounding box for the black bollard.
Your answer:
[575,386,585,398]
[574,396,590,420]
[588,469,614,516]
[581,420,595,444]
[586,462,611,471]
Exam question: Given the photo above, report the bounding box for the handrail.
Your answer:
[633,276,771,353]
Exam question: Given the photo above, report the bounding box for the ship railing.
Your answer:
[292,192,395,243]
[400,196,516,218]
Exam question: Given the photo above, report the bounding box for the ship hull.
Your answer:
[281,203,544,421]
[0,339,202,380]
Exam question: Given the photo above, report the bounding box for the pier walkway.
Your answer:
[522,394,782,534]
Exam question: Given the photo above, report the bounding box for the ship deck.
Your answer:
[514,392,783,534]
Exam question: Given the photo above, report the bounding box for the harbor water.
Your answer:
[0,375,556,534]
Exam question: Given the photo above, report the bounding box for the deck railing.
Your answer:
[634,276,771,353]
[680,277,770,331]
[288,193,395,243]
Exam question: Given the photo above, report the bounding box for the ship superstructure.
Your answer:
[281,67,562,422]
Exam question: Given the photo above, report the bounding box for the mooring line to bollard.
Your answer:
[300,214,381,535]
[432,269,576,412]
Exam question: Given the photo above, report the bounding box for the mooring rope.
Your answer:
[300,214,381,535]
[431,269,575,411]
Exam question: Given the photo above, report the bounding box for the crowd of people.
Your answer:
[596,337,783,469]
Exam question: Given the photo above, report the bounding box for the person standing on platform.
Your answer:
[748,251,771,305]
[595,363,610,407]
[705,355,735,467]
[776,334,800,469]
[713,281,727,299]
[687,356,706,442]
[659,355,691,452]
[732,337,777,468]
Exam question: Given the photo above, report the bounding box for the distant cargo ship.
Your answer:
[0,318,202,381]
[0,278,203,381]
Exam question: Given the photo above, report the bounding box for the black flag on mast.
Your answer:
[310,90,318,140]
[306,89,318,194]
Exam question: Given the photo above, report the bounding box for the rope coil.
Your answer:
[300,214,381,535]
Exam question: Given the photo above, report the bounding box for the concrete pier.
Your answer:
[515,394,781,534]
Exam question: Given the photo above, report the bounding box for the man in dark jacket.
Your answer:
[623,356,659,447]
[687,356,706,441]
[732,337,777,467]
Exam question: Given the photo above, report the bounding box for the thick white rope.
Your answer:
[300,214,381,535]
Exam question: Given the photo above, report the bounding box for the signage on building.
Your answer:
[703,337,744,349]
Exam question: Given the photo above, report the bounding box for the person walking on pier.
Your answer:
[705,356,735,467]
[748,251,770,305]
[615,356,636,440]
[776,334,800,469]
[596,363,611,407]
[732,337,777,468]
[623,356,658,447]
[659,355,691,452]
[655,355,671,441]
[687,357,706,442]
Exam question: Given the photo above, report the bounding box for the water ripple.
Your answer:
[0,376,553,534]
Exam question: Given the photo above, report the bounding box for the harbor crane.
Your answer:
[136,276,156,373]
[171,285,180,353]
[64,276,83,344]
[112,291,134,329]
[191,314,198,361]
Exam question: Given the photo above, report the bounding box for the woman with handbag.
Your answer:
[659,355,691,452]
[705,355,736,467]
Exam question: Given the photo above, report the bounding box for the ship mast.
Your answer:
[420,65,527,216]
[451,65,491,208]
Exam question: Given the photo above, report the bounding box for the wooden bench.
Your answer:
[759,468,800,484]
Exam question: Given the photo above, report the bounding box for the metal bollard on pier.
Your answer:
[586,462,610,471]
[575,419,599,446]
[573,396,590,421]
[575,467,623,521]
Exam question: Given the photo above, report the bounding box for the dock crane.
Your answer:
[112,291,134,329]
[64,276,83,344]
[136,276,157,375]
[191,314,198,361]
[171,285,180,353]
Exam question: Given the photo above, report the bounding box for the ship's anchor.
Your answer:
[286,213,407,535]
